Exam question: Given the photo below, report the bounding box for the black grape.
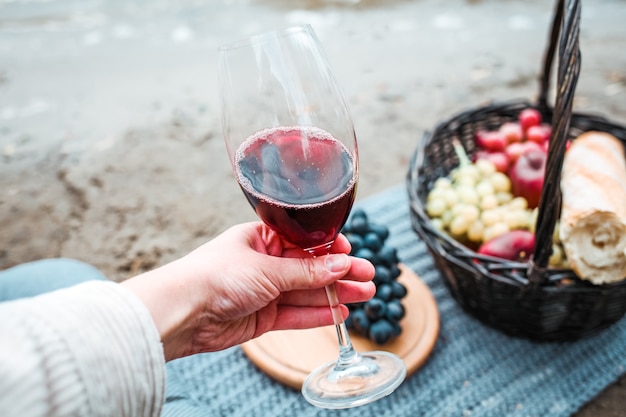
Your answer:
[342,209,409,345]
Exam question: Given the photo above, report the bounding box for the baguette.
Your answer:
[559,131,626,284]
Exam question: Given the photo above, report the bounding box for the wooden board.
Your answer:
[241,264,439,390]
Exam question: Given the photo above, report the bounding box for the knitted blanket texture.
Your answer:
[163,185,626,417]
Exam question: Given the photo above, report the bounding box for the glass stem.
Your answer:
[324,283,360,366]
[309,244,360,366]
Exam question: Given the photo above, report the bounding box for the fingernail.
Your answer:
[325,254,349,272]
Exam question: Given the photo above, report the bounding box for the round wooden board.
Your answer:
[241,264,440,390]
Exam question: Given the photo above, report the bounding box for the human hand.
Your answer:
[123,222,375,361]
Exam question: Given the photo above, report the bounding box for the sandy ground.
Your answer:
[1,0,625,415]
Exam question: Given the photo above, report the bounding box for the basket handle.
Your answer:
[536,0,564,112]
[527,0,581,285]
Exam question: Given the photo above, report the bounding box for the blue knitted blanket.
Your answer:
[163,184,626,417]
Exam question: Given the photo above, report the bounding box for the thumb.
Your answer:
[264,253,351,292]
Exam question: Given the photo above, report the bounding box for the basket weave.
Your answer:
[407,0,626,341]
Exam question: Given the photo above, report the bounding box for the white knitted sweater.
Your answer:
[0,281,165,417]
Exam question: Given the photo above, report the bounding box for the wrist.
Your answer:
[121,259,200,361]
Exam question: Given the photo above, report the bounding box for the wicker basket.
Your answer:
[407,0,626,341]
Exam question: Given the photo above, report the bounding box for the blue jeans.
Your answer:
[0,258,107,301]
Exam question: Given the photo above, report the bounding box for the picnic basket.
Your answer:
[407,0,626,341]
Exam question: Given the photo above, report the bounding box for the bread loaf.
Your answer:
[559,131,626,284]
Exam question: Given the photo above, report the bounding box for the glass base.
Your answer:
[301,351,407,409]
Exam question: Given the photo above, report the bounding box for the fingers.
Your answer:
[271,305,350,330]
[331,233,353,255]
[261,253,348,292]
[347,256,376,282]
[279,280,375,307]
[264,252,375,294]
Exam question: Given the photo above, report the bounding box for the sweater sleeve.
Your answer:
[0,280,166,417]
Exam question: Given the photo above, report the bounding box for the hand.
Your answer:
[122,222,376,361]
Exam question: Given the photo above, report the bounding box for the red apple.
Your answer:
[508,149,547,209]
[474,150,510,173]
[527,123,552,144]
[475,130,507,152]
[478,230,536,261]
[505,140,543,164]
[499,122,524,144]
[518,108,542,132]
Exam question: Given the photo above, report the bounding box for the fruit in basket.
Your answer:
[508,148,547,209]
[473,150,510,173]
[527,124,552,144]
[518,108,542,132]
[473,109,553,175]
[342,209,407,345]
[425,140,567,266]
[426,141,533,246]
[499,122,524,144]
[477,230,535,261]
[475,130,507,152]
[504,140,543,164]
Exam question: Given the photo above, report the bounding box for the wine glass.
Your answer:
[217,24,406,409]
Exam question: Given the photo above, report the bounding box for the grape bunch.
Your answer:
[341,209,407,345]
[426,158,534,245]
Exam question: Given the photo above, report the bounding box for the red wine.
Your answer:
[235,126,357,251]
